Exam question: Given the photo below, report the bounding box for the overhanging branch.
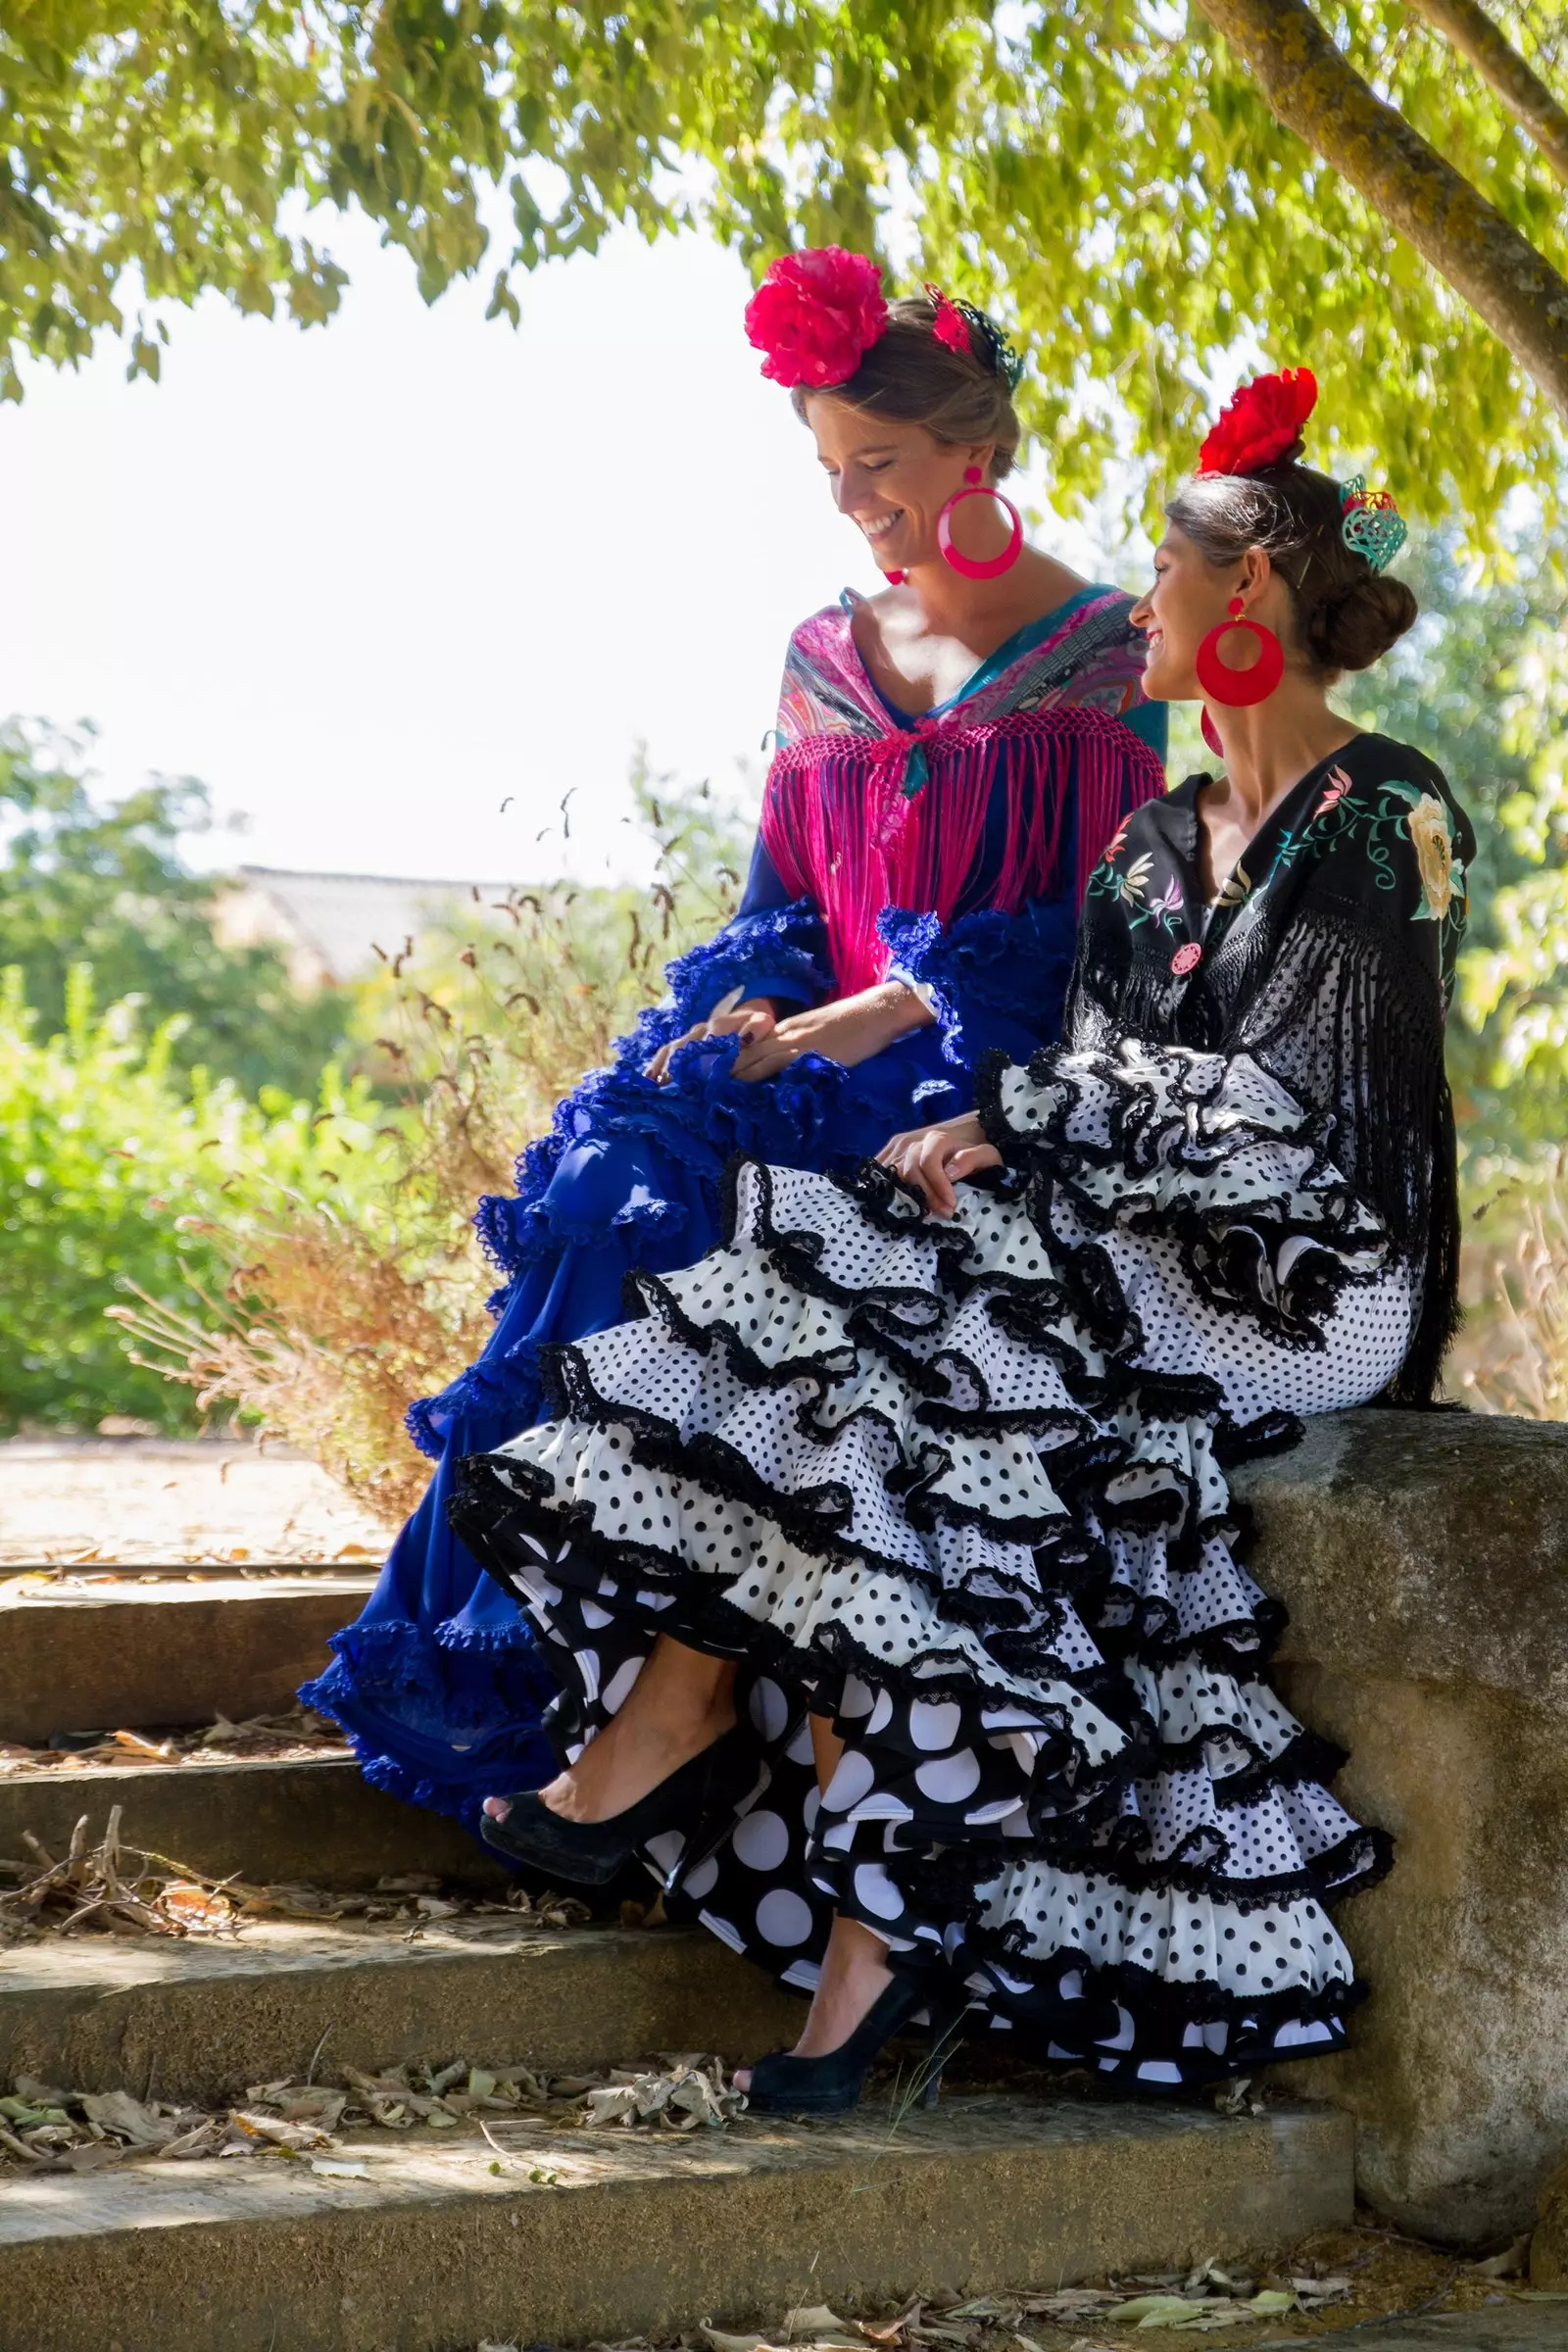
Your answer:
[1193,0,1568,417]
[1408,0,1568,188]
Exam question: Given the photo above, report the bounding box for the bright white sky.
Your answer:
[3,214,1141,889]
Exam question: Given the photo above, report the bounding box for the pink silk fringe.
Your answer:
[760,705,1165,1000]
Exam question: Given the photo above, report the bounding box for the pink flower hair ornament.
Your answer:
[743,247,889,390]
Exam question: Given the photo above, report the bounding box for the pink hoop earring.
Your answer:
[882,568,907,585]
[1194,596,1283,709]
[937,466,1023,579]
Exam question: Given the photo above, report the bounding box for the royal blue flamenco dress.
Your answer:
[303,585,1167,1833]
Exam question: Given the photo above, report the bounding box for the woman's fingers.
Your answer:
[732,1039,794,1083]
[946,1144,1003,1183]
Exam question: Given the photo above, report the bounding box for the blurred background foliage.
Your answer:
[4,3,1564,532]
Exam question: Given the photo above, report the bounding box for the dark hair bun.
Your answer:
[1307,573,1419,673]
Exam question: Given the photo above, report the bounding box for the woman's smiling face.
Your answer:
[805,394,991,575]
[1129,524,1245,701]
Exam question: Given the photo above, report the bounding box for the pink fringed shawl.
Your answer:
[761,590,1165,1000]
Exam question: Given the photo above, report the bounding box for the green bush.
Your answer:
[0,965,398,1434]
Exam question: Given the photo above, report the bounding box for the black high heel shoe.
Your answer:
[479,1724,755,1889]
[743,1977,968,2119]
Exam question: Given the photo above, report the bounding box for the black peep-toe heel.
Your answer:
[479,1725,754,1888]
[743,1978,968,2119]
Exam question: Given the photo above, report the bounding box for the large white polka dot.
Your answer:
[838,1677,875,1719]
[645,1830,685,1875]
[579,1599,614,1630]
[853,1862,905,1922]
[750,1677,790,1741]
[908,1698,962,1751]
[681,1854,719,1900]
[732,1807,791,1872]
[822,1748,876,1813]
[600,1655,641,1715]
[914,1747,982,1803]
[576,1647,602,1706]
[701,1908,748,1954]
[802,1787,821,1836]
[784,1719,816,1766]
[866,1689,895,1736]
[755,1887,814,1946]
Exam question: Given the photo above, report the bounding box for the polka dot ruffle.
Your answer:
[451,1048,1409,2089]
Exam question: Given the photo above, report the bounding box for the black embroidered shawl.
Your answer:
[1062,732,1474,1405]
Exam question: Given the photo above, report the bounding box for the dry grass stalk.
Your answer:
[0,1807,242,1945]
[113,771,747,1518]
[0,1807,596,1947]
[1451,1158,1568,1418]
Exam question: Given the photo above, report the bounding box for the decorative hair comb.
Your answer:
[1340,476,1408,573]
[924,283,1024,391]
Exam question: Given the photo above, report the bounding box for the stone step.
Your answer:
[0,1756,507,1894]
[0,2092,1353,2352]
[0,1576,371,1745]
[0,1920,802,2102]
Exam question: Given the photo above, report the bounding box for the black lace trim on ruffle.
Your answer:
[534,1323,1289,1679]
[448,1455,1146,1837]
[957,1923,1370,2033]
[450,1451,1371,1902]
[971,1046,1395,1356]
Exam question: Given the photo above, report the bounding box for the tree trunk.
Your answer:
[1407,0,1568,190]
[1192,0,1568,418]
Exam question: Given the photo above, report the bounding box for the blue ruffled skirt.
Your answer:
[303,1026,976,1833]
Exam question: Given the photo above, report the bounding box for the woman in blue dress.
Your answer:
[305,252,1167,1835]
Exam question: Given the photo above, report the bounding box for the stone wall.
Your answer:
[1238,1409,1568,2247]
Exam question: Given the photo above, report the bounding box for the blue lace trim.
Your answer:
[881,903,1076,1068]
[657,899,831,1028]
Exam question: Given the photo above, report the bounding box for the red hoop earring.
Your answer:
[1200,709,1225,758]
[937,466,1023,579]
[882,568,907,585]
[1194,596,1283,708]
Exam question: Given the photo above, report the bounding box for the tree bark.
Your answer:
[1407,0,1568,189]
[1192,0,1568,418]
[1400,0,1568,190]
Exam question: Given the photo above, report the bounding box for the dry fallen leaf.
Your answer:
[78,2091,177,2149]
[159,1882,234,1932]
[783,2309,860,2346]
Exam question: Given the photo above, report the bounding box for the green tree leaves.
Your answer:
[5,5,1564,524]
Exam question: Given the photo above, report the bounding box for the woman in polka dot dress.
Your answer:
[449,378,1475,2111]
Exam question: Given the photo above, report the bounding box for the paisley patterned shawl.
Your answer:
[762,589,1164,999]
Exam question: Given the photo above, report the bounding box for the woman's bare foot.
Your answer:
[734,1915,891,2093]
[482,1637,737,1829]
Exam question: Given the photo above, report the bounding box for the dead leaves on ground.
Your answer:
[0,2051,747,2175]
[0,1806,241,1945]
[0,1808,593,1948]
[692,2271,1356,2352]
[0,1703,348,1778]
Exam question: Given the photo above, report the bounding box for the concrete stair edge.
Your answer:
[0,1755,507,1892]
[0,1922,806,2099]
[0,1581,371,1745]
[0,2095,1354,2352]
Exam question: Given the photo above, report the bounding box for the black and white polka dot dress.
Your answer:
[450,739,1473,2091]
[450,1038,1411,2090]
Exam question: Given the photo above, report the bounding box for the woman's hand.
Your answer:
[730,982,934,1083]
[644,997,776,1084]
[875,1111,1002,1218]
